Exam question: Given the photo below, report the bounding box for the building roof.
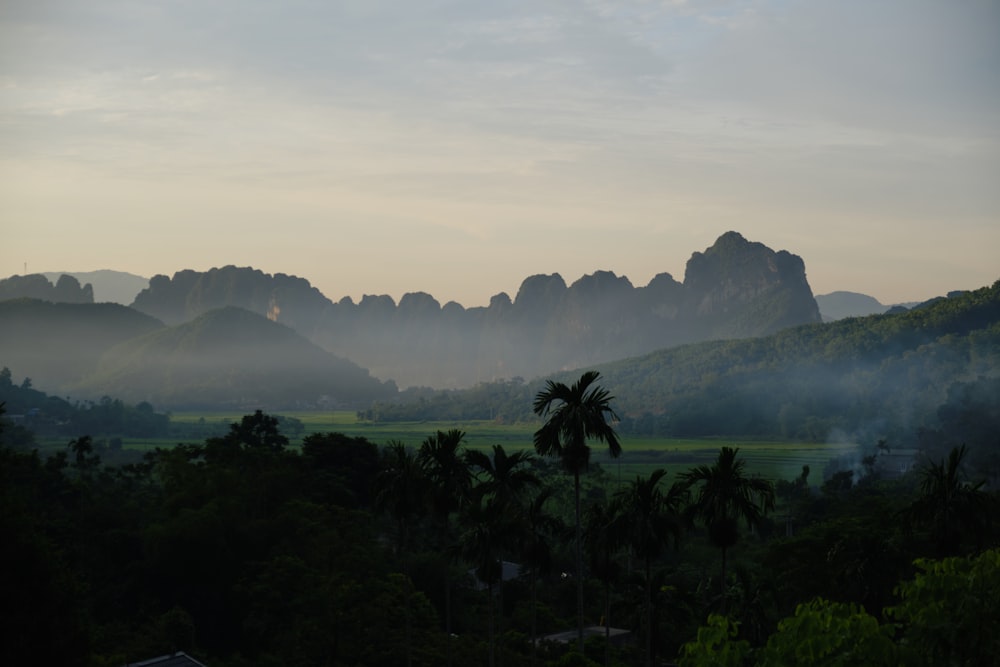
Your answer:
[469,560,522,590]
[539,626,631,644]
[124,651,208,667]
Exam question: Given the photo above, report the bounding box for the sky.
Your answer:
[2,0,998,308]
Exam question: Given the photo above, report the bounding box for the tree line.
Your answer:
[1,372,998,666]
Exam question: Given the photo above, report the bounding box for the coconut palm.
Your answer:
[533,370,622,652]
[681,447,774,603]
[612,469,687,667]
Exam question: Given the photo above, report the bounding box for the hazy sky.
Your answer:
[2,0,998,307]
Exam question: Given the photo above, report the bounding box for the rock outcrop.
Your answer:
[0,274,94,304]
[126,232,822,387]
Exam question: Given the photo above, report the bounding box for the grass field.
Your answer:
[158,410,859,484]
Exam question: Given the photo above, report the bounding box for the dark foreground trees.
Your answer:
[4,398,998,667]
[680,548,1000,667]
[905,444,993,556]
[613,469,687,667]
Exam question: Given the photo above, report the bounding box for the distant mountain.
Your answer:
[131,232,823,388]
[71,306,396,409]
[377,281,1000,452]
[131,266,329,331]
[593,282,1000,428]
[815,291,888,321]
[0,273,94,303]
[0,299,164,390]
[43,270,149,305]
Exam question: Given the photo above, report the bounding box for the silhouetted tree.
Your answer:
[417,429,471,667]
[905,444,992,556]
[613,469,686,667]
[519,487,563,667]
[681,447,774,604]
[583,499,623,667]
[459,495,517,667]
[533,370,622,652]
[375,442,427,560]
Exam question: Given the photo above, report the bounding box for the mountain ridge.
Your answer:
[42,270,149,305]
[127,231,823,387]
[71,306,395,409]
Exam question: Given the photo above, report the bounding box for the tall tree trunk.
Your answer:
[488,580,496,667]
[531,573,539,667]
[604,577,611,667]
[720,546,728,613]
[575,470,584,654]
[498,561,505,667]
[397,523,414,667]
[646,558,654,667]
[445,574,453,667]
[438,520,454,667]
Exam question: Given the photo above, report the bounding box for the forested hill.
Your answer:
[0,299,164,389]
[373,280,1000,449]
[599,279,999,437]
[70,306,397,409]
[129,232,822,387]
[0,300,396,410]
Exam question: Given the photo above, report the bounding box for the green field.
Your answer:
[158,410,859,484]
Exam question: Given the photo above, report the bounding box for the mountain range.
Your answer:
[125,231,821,388]
[41,270,149,306]
[0,231,978,408]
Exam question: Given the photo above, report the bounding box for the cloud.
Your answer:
[681,0,1000,137]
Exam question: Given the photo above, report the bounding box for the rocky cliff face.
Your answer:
[0,274,94,304]
[126,233,822,387]
[682,231,821,336]
[132,266,331,335]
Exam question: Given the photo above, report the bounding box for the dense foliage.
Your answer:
[0,367,171,448]
[4,402,997,666]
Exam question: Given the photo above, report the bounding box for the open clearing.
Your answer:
[159,410,861,483]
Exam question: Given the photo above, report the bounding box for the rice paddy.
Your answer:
[160,410,861,484]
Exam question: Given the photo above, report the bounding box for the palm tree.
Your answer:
[417,429,472,667]
[373,441,427,667]
[459,495,518,667]
[465,444,539,508]
[582,500,623,667]
[519,488,564,667]
[681,447,775,604]
[465,444,538,665]
[533,370,623,652]
[906,444,991,556]
[374,441,428,559]
[612,469,686,667]
[419,430,472,516]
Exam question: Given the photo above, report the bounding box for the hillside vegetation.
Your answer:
[373,281,1000,454]
[0,299,164,389]
[72,306,396,409]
